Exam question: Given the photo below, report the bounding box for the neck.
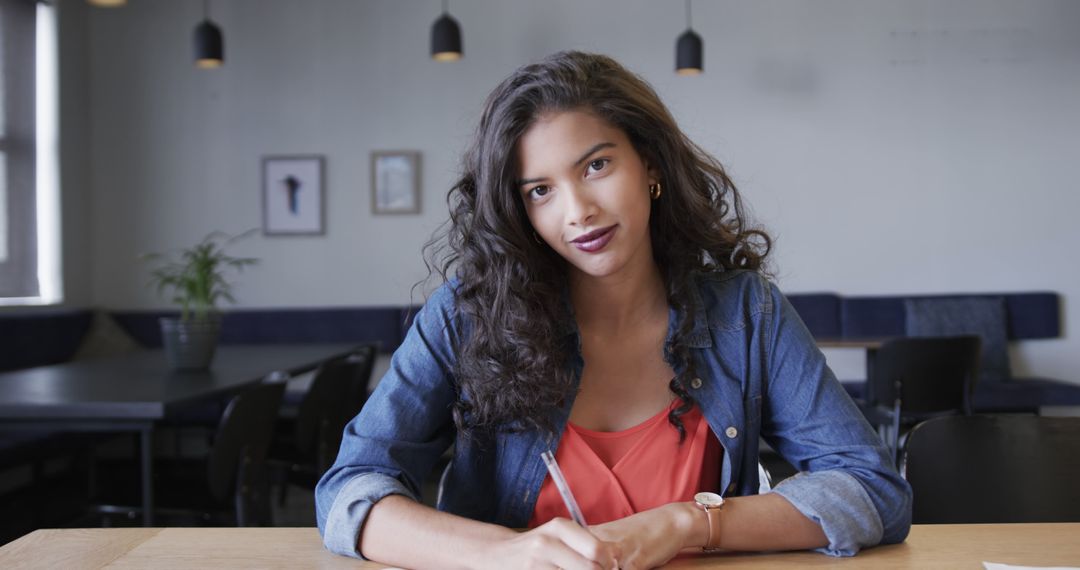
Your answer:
[570,261,667,333]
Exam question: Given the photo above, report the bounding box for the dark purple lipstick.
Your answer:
[571,225,616,253]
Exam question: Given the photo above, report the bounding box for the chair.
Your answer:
[94,380,286,526]
[757,446,797,491]
[341,345,376,423]
[270,347,374,505]
[904,297,1047,413]
[905,415,1080,523]
[905,298,1009,383]
[863,335,981,467]
[0,430,98,543]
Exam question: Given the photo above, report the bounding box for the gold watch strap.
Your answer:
[702,504,722,551]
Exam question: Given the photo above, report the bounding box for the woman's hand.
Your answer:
[475,517,620,570]
[589,503,701,570]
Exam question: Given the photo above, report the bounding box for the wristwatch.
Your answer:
[694,491,725,552]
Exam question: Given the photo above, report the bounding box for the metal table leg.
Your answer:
[140,425,155,526]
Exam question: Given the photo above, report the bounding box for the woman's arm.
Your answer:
[317,284,460,556]
[590,274,909,568]
[361,495,619,570]
[759,278,912,554]
[591,494,826,569]
[317,284,619,568]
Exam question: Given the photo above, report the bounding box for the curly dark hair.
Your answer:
[424,51,771,439]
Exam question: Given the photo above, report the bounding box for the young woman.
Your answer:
[316,51,911,569]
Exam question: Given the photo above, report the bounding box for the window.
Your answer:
[0,0,59,304]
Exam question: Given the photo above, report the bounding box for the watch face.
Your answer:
[695,492,724,507]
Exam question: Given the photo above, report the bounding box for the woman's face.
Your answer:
[515,110,658,283]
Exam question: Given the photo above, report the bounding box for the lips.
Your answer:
[571,225,616,253]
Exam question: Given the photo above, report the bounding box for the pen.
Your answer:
[540,450,588,527]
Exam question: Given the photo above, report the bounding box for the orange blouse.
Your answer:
[528,400,722,527]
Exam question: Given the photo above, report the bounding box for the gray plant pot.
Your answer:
[160,317,221,371]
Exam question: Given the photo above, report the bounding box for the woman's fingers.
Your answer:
[539,538,606,570]
[480,518,619,570]
[536,518,620,570]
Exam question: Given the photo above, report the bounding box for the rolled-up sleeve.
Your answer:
[322,473,419,558]
[315,284,462,559]
[761,279,912,556]
[771,470,883,556]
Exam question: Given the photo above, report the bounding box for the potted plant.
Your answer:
[144,231,258,370]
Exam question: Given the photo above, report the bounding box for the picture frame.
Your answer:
[262,155,325,236]
[371,151,421,215]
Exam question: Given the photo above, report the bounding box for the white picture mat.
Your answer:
[263,157,322,234]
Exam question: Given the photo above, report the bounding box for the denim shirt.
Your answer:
[316,270,912,559]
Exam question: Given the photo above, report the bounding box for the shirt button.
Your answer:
[725,426,738,439]
[690,377,703,389]
[727,482,736,493]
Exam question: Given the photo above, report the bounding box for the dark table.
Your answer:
[0,343,360,525]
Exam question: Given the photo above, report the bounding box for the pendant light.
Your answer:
[676,0,703,75]
[431,0,463,61]
[88,0,127,7]
[194,0,224,69]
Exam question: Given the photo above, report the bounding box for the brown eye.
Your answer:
[528,185,551,201]
[587,159,609,174]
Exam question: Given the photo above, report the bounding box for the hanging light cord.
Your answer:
[202,0,209,21]
[686,0,692,30]
[443,0,448,16]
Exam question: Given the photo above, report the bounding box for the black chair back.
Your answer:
[206,381,286,524]
[294,357,358,471]
[906,415,1080,523]
[343,345,376,421]
[870,335,982,414]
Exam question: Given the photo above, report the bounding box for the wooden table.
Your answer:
[815,337,888,350]
[1,524,1077,569]
[0,344,359,525]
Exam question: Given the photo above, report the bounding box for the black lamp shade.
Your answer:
[431,14,462,61]
[676,29,703,75]
[194,20,224,68]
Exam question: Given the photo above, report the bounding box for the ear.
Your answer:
[647,167,661,187]
[642,158,661,186]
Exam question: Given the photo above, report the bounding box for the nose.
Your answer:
[564,184,597,227]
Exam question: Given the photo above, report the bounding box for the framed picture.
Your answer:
[262,155,325,236]
[371,151,421,215]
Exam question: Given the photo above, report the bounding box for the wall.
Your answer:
[58,0,92,306]
[65,0,1080,383]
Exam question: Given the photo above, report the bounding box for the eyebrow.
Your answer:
[516,142,616,188]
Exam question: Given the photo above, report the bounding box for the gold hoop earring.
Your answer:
[649,182,663,200]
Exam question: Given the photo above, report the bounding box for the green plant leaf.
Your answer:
[141,230,260,317]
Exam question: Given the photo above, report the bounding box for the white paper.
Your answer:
[984,563,1080,570]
